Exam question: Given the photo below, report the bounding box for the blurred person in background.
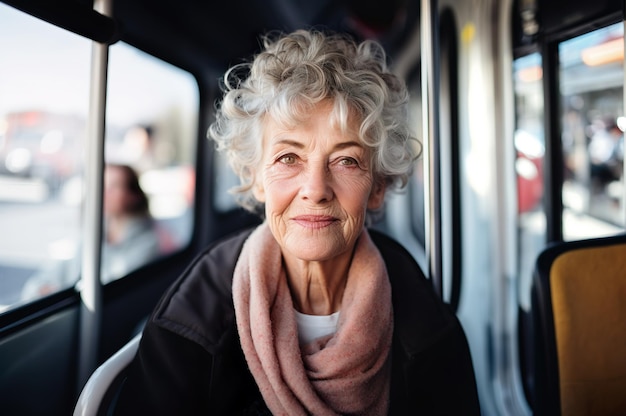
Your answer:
[21,164,163,301]
[100,163,163,282]
[589,120,624,192]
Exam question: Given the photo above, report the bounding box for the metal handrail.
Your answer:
[421,0,443,297]
[77,0,111,392]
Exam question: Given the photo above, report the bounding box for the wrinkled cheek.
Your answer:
[264,180,297,207]
[339,185,371,215]
[265,211,290,246]
[342,215,366,242]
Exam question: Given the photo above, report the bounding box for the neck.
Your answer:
[106,216,128,244]
[283,246,355,316]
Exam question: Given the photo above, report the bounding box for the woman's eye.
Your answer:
[339,157,358,166]
[278,154,297,165]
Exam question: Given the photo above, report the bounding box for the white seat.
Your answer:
[74,333,141,416]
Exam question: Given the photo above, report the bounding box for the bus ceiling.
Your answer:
[2,0,419,77]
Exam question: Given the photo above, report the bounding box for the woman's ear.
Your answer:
[367,180,386,210]
[252,178,266,203]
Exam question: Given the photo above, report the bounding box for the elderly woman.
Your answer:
[115,30,479,415]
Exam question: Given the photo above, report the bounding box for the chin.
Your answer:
[286,239,349,262]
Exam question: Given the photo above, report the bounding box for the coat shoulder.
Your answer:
[150,227,254,352]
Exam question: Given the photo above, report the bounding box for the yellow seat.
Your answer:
[531,234,626,415]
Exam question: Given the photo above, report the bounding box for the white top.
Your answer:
[294,310,340,345]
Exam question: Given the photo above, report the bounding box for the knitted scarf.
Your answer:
[232,222,393,415]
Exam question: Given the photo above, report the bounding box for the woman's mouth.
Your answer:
[292,215,338,229]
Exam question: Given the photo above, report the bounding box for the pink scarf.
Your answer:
[233,223,393,415]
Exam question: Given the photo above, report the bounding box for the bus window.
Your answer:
[408,76,426,252]
[2,7,199,308]
[559,22,625,240]
[514,52,546,310]
[381,71,426,270]
[103,42,198,282]
[0,4,90,311]
[514,52,548,402]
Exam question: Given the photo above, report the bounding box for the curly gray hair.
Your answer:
[208,29,420,214]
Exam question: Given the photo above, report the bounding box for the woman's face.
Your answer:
[254,101,385,263]
[104,166,131,218]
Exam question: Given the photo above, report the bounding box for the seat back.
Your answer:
[74,333,141,416]
[531,234,626,415]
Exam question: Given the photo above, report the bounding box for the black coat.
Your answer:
[114,227,480,415]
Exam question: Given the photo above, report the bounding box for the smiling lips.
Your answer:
[292,215,338,229]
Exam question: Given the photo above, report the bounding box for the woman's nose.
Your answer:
[300,163,333,203]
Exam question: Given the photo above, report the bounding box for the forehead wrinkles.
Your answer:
[265,97,361,137]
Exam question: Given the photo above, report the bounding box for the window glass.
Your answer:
[0,5,198,311]
[102,42,197,284]
[559,23,625,240]
[514,54,547,402]
[372,70,425,270]
[408,76,426,250]
[0,5,90,311]
[213,151,241,212]
[513,52,547,311]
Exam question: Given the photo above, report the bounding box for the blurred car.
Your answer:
[515,129,545,213]
[0,111,84,196]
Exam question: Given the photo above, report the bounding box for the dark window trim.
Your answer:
[2,0,119,44]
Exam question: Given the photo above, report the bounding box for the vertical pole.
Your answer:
[421,0,443,297]
[77,0,112,391]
